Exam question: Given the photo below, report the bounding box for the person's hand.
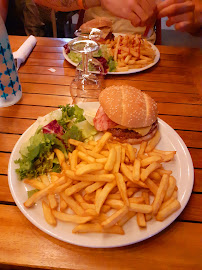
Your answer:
[100,0,157,27]
[157,0,195,32]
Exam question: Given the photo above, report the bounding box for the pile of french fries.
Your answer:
[104,34,155,72]
[23,130,181,235]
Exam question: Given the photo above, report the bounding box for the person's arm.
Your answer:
[101,0,157,27]
[157,0,201,34]
[34,0,157,27]
[0,0,9,22]
[34,0,101,11]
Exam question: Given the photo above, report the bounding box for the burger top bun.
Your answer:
[80,17,112,33]
[99,85,158,128]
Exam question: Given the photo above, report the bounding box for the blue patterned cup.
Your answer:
[0,15,22,107]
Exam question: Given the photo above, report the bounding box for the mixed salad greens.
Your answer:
[15,105,97,181]
[64,43,117,73]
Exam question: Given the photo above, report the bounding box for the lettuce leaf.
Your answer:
[15,133,67,180]
[58,104,85,131]
[75,120,97,140]
[27,189,39,198]
[68,51,82,64]
[108,56,117,72]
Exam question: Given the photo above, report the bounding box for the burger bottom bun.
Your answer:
[110,126,158,145]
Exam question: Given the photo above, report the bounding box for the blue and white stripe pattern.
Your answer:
[0,37,21,101]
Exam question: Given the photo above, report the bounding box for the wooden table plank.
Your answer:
[19,62,192,77]
[19,64,193,85]
[104,79,199,94]
[19,64,192,78]
[189,148,202,168]
[179,194,202,222]
[9,36,71,49]
[18,72,195,86]
[176,130,202,148]
[0,204,201,269]
[194,169,202,192]
[0,175,14,202]
[0,134,21,152]
[21,80,198,95]
[0,118,35,134]
[11,91,202,107]
[159,115,202,132]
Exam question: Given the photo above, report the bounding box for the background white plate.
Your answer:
[8,103,194,248]
[63,40,160,75]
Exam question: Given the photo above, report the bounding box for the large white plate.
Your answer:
[63,40,160,75]
[8,102,194,248]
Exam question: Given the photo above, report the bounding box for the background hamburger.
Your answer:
[93,85,158,144]
[79,17,113,41]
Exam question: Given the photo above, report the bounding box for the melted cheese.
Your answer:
[114,125,152,136]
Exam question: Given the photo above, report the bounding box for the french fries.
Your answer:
[103,34,156,72]
[42,201,57,226]
[23,131,180,234]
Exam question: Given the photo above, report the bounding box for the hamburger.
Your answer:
[79,17,113,41]
[93,85,158,144]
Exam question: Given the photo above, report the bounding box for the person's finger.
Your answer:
[131,3,151,26]
[144,0,158,27]
[139,0,156,17]
[175,20,194,31]
[145,0,157,11]
[166,12,194,26]
[128,11,141,27]
[157,0,190,12]
[158,1,195,18]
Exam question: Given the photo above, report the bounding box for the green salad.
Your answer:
[67,44,117,73]
[15,104,97,181]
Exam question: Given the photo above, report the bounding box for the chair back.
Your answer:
[155,19,162,45]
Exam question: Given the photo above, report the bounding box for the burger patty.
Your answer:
[108,120,158,139]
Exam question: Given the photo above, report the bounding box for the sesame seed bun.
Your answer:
[99,85,158,128]
[80,17,112,34]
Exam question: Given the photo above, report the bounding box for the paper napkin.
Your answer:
[13,35,37,70]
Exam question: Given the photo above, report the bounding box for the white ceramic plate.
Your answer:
[8,102,194,248]
[63,40,160,75]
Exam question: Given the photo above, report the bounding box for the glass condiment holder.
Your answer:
[69,38,104,104]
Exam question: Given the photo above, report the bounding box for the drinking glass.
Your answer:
[0,15,22,107]
[69,38,104,104]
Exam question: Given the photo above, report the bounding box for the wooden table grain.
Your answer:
[0,36,201,270]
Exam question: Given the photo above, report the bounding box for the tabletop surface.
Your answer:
[0,36,201,270]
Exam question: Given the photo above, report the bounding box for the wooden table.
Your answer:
[0,36,201,270]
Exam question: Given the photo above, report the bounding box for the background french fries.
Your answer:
[23,131,180,235]
[104,34,156,72]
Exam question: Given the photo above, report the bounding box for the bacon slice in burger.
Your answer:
[93,105,117,131]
